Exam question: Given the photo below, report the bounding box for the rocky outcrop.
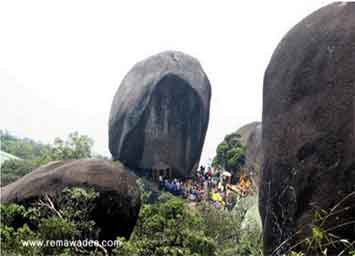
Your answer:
[1,159,141,241]
[236,122,263,188]
[235,122,260,146]
[109,51,211,178]
[245,123,262,188]
[260,2,355,255]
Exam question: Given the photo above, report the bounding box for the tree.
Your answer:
[49,132,93,161]
[0,159,37,186]
[212,132,246,173]
[1,131,95,186]
[0,130,46,160]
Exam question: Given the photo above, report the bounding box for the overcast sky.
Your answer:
[1,0,332,164]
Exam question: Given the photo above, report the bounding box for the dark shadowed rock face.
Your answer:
[260,2,355,255]
[109,51,211,178]
[260,3,355,255]
[1,159,141,241]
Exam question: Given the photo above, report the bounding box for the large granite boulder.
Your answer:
[236,122,263,188]
[260,2,355,255]
[109,51,211,178]
[235,122,260,146]
[1,159,141,241]
[245,123,262,189]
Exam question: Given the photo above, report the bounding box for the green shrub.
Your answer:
[197,200,262,256]
[114,192,262,256]
[114,193,217,256]
[1,189,264,256]
[0,187,101,256]
[0,159,37,186]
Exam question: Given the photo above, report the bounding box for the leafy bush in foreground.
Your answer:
[1,187,100,256]
[114,193,217,256]
[114,192,262,256]
[1,187,263,256]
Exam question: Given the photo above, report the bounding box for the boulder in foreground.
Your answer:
[260,2,355,255]
[1,159,141,241]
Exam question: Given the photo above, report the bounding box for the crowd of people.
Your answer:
[157,166,241,210]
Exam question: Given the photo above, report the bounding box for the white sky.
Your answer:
[0,0,332,164]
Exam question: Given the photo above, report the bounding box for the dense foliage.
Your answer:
[0,131,94,186]
[1,132,264,255]
[1,130,94,162]
[1,187,101,256]
[212,132,246,173]
[1,130,47,160]
[115,192,262,256]
[0,159,37,186]
[1,188,353,256]
[0,188,263,256]
[114,193,217,256]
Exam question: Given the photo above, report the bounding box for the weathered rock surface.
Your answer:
[236,122,263,188]
[1,159,141,241]
[236,122,260,146]
[245,123,263,189]
[260,2,355,255]
[109,51,211,177]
